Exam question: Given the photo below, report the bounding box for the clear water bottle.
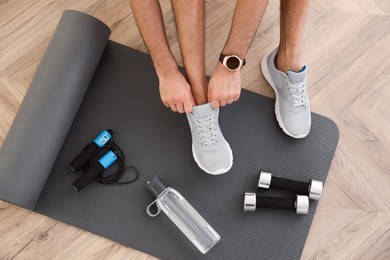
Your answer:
[146,175,220,254]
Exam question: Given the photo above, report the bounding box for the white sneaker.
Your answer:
[261,48,311,138]
[186,103,233,175]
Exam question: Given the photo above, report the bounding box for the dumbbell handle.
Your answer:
[244,192,309,214]
[257,171,323,201]
[256,197,296,210]
[268,176,309,194]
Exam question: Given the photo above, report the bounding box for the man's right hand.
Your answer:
[159,70,195,113]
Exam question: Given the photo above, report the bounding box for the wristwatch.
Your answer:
[219,53,246,71]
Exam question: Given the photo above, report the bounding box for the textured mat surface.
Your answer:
[33,41,339,259]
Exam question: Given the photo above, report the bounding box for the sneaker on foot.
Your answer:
[186,103,233,175]
[261,48,311,138]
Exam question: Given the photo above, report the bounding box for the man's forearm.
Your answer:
[223,0,269,59]
[129,0,177,77]
[171,0,207,104]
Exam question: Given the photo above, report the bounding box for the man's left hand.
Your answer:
[208,62,241,109]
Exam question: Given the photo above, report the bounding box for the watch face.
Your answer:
[226,56,240,70]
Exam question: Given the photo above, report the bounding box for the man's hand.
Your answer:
[208,62,241,109]
[159,70,195,113]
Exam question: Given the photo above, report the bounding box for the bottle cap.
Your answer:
[147,175,170,197]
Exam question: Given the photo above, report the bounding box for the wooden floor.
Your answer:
[0,0,389,259]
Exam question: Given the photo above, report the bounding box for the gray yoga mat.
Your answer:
[0,10,110,209]
[0,11,339,260]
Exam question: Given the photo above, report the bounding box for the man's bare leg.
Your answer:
[261,0,311,138]
[129,0,195,113]
[276,0,310,72]
[170,0,207,105]
[208,0,269,108]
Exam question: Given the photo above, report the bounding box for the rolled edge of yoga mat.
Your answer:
[0,10,111,209]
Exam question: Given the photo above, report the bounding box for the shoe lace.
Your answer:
[288,80,307,108]
[194,113,217,146]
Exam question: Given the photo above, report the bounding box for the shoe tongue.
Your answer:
[192,103,213,118]
[287,65,307,83]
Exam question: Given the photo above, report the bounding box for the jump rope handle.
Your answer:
[68,130,112,173]
[73,151,117,191]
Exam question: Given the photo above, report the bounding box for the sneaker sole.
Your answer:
[192,144,233,175]
[261,53,309,139]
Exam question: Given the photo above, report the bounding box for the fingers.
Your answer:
[176,103,184,113]
[208,64,242,108]
[176,93,194,113]
[183,95,195,113]
[211,99,220,109]
[229,92,241,103]
[173,102,193,113]
[184,102,193,113]
[219,99,227,107]
[208,83,241,108]
[209,91,220,109]
[210,94,239,108]
[165,101,193,113]
[234,88,241,101]
[162,92,195,113]
[168,96,240,112]
[170,103,178,112]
